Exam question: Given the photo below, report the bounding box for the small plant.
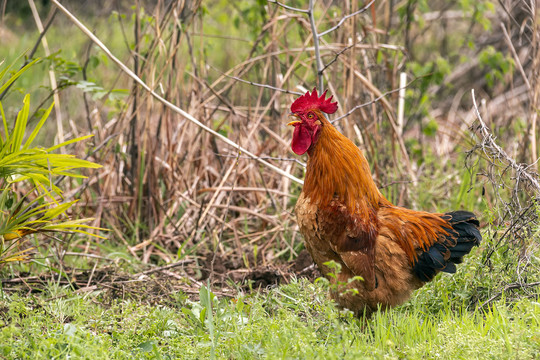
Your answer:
[0,59,103,266]
[320,260,364,297]
[181,282,250,359]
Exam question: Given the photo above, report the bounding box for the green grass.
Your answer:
[1,273,538,359]
[1,240,539,359]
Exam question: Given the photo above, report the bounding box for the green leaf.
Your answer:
[423,119,438,137]
[23,102,54,150]
[0,101,6,144]
[47,135,96,153]
[138,341,155,352]
[0,58,40,95]
[42,201,75,221]
[12,94,30,152]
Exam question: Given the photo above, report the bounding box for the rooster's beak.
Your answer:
[287,113,301,126]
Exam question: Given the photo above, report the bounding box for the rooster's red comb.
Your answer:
[291,88,338,114]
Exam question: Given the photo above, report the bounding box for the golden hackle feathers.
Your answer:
[302,110,388,216]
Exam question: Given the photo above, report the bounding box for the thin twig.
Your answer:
[331,77,421,123]
[321,43,356,73]
[215,153,306,167]
[267,0,308,13]
[198,186,293,197]
[212,67,303,95]
[499,22,530,91]
[397,72,406,136]
[479,281,540,309]
[134,259,195,277]
[308,0,324,90]
[317,0,375,37]
[61,252,115,260]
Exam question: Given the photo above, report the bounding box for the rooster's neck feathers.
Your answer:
[303,116,389,215]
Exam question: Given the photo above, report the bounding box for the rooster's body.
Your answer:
[288,89,481,316]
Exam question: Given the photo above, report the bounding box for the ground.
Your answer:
[0,249,539,359]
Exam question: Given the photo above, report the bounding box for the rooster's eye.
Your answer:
[308,114,314,119]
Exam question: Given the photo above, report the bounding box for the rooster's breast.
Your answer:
[295,193,341,271]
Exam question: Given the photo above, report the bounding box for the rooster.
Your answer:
[288,89,481,316]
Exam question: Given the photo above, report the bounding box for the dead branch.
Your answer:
[479,281,540,309]
[471,89,540,196]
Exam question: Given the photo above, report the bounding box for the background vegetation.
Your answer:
[0,0,538,358]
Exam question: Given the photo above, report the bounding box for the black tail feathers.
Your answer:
[413,211,481,282]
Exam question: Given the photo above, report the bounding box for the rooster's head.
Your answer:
[288,88,338,155]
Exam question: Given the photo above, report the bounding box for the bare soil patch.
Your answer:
[1,251,320,305]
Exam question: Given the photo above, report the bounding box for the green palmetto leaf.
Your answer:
[0,60,100,191]
[0,188,106,241]
[0,58,39,95]
[42,201,74,221]
[23,102,54,150]
[41,219,106,239]
[47,134,95,152]
[0,60,6,79]
[0,101,7,144]
[0,58,105,266]
[0,246,35,264]
[1,189,52,228]
[0,151,99,168]
[0,147,100,191]
[12,94,30,152]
